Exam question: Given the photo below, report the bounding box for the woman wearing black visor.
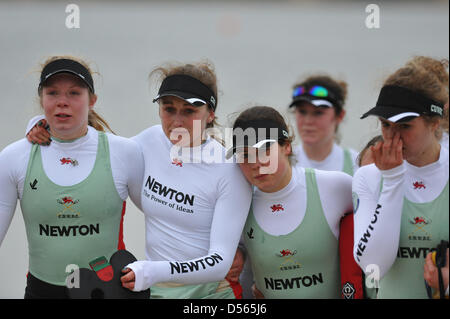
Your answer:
[27,60,252,299]
[353,56,449,299]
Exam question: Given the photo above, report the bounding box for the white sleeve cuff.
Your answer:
[125,260,153,292]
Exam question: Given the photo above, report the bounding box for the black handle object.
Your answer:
[425,278,433,299]
[435,240,448,299]
[425,240,449,299]
[67,250,151,299]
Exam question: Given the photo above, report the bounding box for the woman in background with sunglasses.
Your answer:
[285,75,367,298]
[288,75,358,176]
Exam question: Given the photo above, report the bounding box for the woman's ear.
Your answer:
[283,142,292,156]
[89,94,98,110]
[430,117,441,132]
[336,108,346,124]
[208,110,215,124]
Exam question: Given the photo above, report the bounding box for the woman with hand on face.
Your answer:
[288,75,358,176]
[0,56,144,298]
[357,135,383,167]
[353,56,449,299]
[227,106,354,299]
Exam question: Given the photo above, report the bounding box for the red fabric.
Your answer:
[117,201,126,250]
[339,212,364,299]
[228,280,243,299]
[96,265,114,282]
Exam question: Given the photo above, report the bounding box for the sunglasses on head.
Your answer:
[293,85,335,99]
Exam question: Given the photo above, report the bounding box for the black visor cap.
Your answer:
[226,118,289,159]
[361,85,444,122]
[153,74,217,111]
[39,59,95,93]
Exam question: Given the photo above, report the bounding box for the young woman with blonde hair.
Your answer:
[120,61,252,299]
[26,60,252,299]
[0,56,144,298]
[353,56,449,298]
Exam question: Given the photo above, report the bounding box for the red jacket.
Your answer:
[339,212,365,299]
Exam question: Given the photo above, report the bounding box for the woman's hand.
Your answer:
[225,248,245,283]
[26,119,51,146]
[371,131,403,170]
[424,248,449,291]
[121,268,136,291]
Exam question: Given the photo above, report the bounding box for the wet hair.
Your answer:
[38,55,114,133]
[383,56,449,140]
[357,135,383,167]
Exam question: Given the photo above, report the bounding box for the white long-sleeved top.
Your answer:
[126,125,252,291]
[352,146,449,278]
[0,126,145,246]
[293,143,359,173]
[21,116,253,292]
[251,166,353,239]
